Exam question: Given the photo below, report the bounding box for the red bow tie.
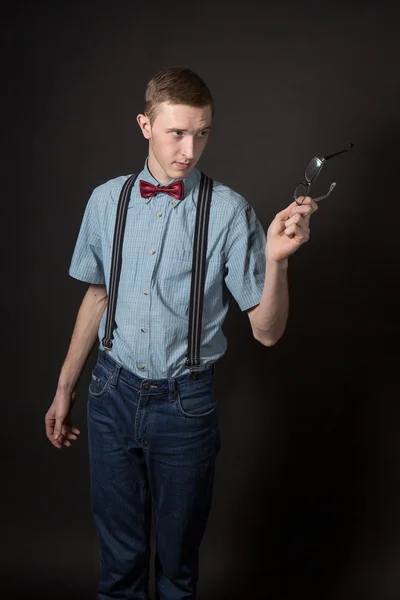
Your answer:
[139,179,184,201]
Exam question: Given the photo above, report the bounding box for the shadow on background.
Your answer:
[202,129,400,600]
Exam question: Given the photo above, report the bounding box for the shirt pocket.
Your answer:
[156,249,224,321]
[157,249,192,318]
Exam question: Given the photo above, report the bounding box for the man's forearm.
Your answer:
[249,250,289,346]
[57,284,108,394]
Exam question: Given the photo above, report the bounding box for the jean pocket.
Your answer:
[176,383,216,418]
[88,363,112,398]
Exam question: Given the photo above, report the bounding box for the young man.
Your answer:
[45,67,317,599]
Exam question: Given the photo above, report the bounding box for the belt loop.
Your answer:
[110,363,121,388]
[168,377,177,399]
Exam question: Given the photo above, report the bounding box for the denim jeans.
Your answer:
[87,350,220,599]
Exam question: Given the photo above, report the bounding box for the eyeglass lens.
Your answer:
[294,183,309,199]
[305,157,323,183]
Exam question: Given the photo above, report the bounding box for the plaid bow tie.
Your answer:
[139,179,184,201]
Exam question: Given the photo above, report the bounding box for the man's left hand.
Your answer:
[266,196,318,262]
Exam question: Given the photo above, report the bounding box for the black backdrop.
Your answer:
[3,1,400,598]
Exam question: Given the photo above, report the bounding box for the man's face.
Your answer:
[137,102,212,184]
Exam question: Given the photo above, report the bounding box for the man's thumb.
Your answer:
[53,416,65,440]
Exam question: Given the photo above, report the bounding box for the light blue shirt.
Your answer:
[69,161,267,378]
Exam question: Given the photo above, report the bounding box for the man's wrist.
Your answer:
[266,248,288,270]
[57,381,75,395]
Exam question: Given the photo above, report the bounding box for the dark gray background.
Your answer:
[3,0,400,598]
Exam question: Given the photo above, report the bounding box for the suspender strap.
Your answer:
[185,173,213,376]
[101,173,138,351]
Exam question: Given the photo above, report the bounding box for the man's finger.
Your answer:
[53,418,65,440]
[274,207,292,222]
[294,196,318,212]
[284,213,304,228]
[45,419,54,439]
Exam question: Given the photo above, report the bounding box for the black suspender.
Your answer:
[101,172,213,377]
[185,173,213,373]
[101,173,139,351]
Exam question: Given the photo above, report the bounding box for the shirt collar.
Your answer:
[138,159,200,207]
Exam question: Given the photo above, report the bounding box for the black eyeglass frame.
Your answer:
[294,142,353,205]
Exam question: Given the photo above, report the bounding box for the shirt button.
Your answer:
[138,364,146,370]
[150,249,156,255]
[171,201,176,207]
[144,290,149,295]
[141,327,147,333]
[156,211,162,217]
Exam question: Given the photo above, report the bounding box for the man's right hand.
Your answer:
[45,391,81,449]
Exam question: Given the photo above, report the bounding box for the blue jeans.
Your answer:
[87,350,220,599]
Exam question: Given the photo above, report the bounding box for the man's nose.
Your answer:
[182,136,194,159]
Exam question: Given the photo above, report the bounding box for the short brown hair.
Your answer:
[144,66,215,124]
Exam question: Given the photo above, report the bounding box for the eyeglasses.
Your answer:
[294,142,353,205]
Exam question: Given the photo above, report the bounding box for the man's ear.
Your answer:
[137,114,152,140]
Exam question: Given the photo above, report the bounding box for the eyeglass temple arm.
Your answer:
[323,142,353,161]
[313,182,337,203]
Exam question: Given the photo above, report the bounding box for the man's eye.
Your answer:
[172,131,183,137]
[197,131,209,137]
